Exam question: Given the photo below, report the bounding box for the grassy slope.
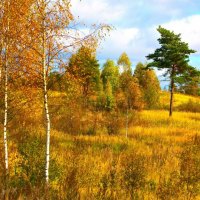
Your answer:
[160,91,200,109]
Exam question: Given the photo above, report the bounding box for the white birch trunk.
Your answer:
[42,18,51,185]
[4,44,9,174]
[4,0,10,176]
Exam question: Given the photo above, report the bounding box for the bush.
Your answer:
[120,153,147,199]
[105,111,123,135]
[177,99,200,113]
[156,171,181,200]
[97,162,118,199]
[179,136,200,199]
[8,135,62,198]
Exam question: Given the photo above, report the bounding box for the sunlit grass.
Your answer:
[2,91,200,199]
[160,91,200,109]
[49,109,200,198]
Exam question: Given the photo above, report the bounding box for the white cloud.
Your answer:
[68,0,200,69]
[162,15,200,54]
[97,14,200,69]
[98,27,141,60]
[97,26,160,65]
[71,0,126,24]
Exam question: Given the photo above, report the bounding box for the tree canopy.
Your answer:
[101,59,119,93]
[134,62,161,109]
[146,26,198,116]
[67,46,100,98]
[117,52,132,73]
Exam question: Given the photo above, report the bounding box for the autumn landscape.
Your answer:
[1,0,200,199]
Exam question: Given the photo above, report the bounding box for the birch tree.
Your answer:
[0,0,30,179]
[29,0,109,186]
[0,0,4,83]
[1,0,10,178]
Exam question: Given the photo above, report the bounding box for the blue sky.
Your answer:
[71,0,200,71]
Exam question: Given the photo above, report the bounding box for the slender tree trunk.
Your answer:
[169,66,175,117]
[0,23,4,83]
[126,106,129,138]
[4,43,9,200]
[0,2,3,83]
[4,44,9,175]
[0,52,2,83]
[3,1,10,199]
[42,18,51,185]
[0,43,2,83]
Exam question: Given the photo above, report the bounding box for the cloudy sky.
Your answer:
[71,0,200,70]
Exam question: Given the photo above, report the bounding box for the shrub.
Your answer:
[9,136,62,198]
[177,99,200,113]
[179,137,200,199]
[105,111,123,135]
[156,171,181,200]
[120,153,147,199]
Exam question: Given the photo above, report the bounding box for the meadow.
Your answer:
[1,1,200,199]
[0,92,200,199]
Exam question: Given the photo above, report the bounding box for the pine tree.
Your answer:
[146,26,197,116]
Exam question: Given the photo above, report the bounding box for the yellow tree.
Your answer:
[0,3,36,196]
[0,1,29,197]
[1,0,10,179]
[0,0,4,84]
[120,71,143,137]
[28,0,110,186]
[118,52,132,73]
[30,0,71,186]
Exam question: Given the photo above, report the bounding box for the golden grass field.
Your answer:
[48,109,200,199]
[51,92,200,199]
[1,92,200,199]
[161,91,199,107]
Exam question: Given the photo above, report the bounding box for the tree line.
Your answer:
[49,49,161,111]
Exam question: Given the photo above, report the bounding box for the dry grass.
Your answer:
[47,109,200,199]
[1,91,200,199]
[160,91,200,109]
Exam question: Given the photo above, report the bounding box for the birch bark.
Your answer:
[42,11,51,184]
[3,0,10,176]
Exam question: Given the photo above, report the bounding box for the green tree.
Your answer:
[134,62,146,86]
[67,46,100,104]
[117,52,132,73]
[176,66,200,96]
[119,71,143,138]
[119,69,143,111]
[134,62,161,109]
[184,78,200,96]
[104,80,115,111]
[101,59,119,93]
[144,70,161,109]
[48,72,63,91]
[146,26,197,116]
[96,79,107,111]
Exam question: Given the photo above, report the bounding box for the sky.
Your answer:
[70,0,200,72]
